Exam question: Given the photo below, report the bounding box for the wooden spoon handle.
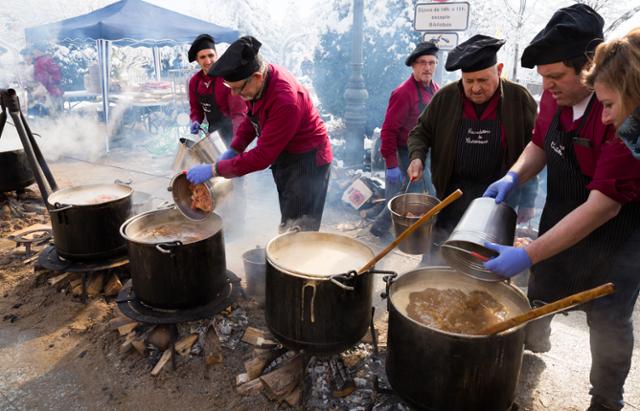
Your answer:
[357,189,463,274]
[481,282,615,335]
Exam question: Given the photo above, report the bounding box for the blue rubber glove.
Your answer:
[386,167,402,185]
[190,121,200,135]
[187,164,214,184]
[483,241,532,278]
[219,148,238,161]
[483,171,518,204]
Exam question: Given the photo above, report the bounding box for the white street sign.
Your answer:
[422,32,459,50]
[414,2,470,31]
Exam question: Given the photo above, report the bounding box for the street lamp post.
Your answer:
[343,0,368,167]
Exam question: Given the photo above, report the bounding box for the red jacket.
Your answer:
[380,76,439,168]
[217,64,333,178]
[533,90,640,204]
[188,71,246,134]
[33,55,63,97]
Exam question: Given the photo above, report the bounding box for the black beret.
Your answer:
[405,42,439,66]
[445,35,505,72]
[209,36,262,82]
[521,4,604,68]
[188,34,216,63]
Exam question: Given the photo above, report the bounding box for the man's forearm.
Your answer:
[524,190,622,264]
[510,142,547,185]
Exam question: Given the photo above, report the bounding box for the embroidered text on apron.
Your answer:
[198,82,233,144]
[436,112,504,232]
[529,97,640,303]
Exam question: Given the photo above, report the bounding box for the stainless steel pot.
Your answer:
[47,183,133,260]
[385,267,530,411]
[442,197,517,281]
[172,132,227,172]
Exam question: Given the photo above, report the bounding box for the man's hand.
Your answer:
[407,159,424,182]
[483,171,519,204]
[190,121,200,135]
[386,167,402,185]
[483,241,532,278]
[187,164,214,184]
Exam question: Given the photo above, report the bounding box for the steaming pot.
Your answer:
[120,207,228,309]
[0,149,35,192]
[385,267,530,411]
[265,231,392,354]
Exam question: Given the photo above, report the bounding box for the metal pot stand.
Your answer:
[115,270,241,324]
[38,244,129,303]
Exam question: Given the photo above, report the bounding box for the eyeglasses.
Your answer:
[414,60,437,67]
[223,77,251,94]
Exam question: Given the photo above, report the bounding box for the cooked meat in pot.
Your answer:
[190,183,213,212]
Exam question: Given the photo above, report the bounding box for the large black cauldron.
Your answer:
[265,231,383,354]
[385,267,530,411]
[120,207,227,309]
[0,149,35,192]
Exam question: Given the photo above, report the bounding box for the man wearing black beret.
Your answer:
[482,5,640,411]
[187,34,246,145]
[369,42,440,237]
[187,36,333,232]
[407,34,537,262]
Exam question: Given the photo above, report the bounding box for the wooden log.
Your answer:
[147,325,173,351]
[103,274,123,297]
[117,322,139,336]
[174,333,198,357]
[151,349,172,376]
[260,353,304,401]
[244,348,285,380]
[241,327,278,348]
[236,373,250,386]
[284,385,302,407]
[86,274,104,297]
[236,378,264,396]
[71,284,83,297]
[329,357,355,398]
[109,315,136,331]
[120,331,138,353]
[69,278,82,291]
[47,272,70,287]
[203,325,223,366]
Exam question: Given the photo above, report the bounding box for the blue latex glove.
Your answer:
[483,171,518,204]
[219,148,238,161]
[187,164,213,184]
[386,167,402,185]
[190,121,200,135]
[483,241,532,278]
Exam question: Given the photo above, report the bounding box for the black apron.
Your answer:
[271,150,330,232]
[529,97,640,303]
[198,81,233,145]
[414,79,435,115]
[436,111,504,233]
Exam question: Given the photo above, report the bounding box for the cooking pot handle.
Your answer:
[155,241,183,254]
[114,178,132,185]
[52,202,73,212]
[329,269,398,291]
[381,271,399,299]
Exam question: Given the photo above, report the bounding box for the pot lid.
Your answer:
[47,184,132,206]
[121,207,222,245]
[266,231,374,278]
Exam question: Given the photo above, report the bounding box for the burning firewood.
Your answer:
[86,274,104,297]
[174,333,198,357]
[241,327,278,348]
[236,377,264,395]
[151,348,172,376]
[329,356,355,397]
[103,274,123,297]
[202,323,223,366]
[244,348,286,380]
[260,352,304,401]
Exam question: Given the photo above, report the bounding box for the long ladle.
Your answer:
[481,282,615,335]
[357,189,463,274]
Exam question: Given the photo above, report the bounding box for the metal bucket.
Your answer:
[242,246,266,306]
[442,197,517,281]
[172,131,227,172]
[388,193,440,254]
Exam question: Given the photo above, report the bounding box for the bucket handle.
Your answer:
[403,177,429,195]
[329,269,398,291]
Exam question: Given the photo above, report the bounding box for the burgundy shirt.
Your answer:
[217,64,333,178]
[33,55,63,97]
[381,76,439,168]
[188,71,247,134]
[461,88,505,145]
[532,90,640,204]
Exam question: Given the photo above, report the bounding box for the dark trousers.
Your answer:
[525,228,640,410]
[272,153,330,232]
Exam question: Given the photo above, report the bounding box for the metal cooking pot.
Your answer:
[385,267,530,411]
[265,231,392,354]
[47,183,133,260]
[120,207,228,309]
[0,149,35,192]
[442,197,517,281]
[172,132,227,172]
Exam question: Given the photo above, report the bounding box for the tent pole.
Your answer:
[153,46,161,81]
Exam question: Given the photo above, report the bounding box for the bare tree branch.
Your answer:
[605,5,640,34]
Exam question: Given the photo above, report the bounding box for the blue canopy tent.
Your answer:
[25,0,239,150]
